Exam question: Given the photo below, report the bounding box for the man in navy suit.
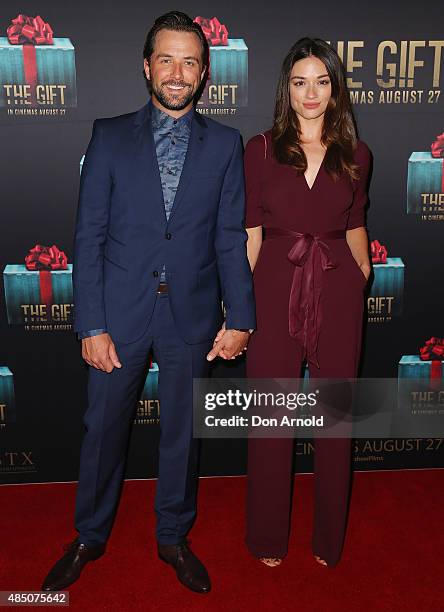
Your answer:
[42,11,255,594]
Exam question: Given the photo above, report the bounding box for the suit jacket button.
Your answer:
[165,233,172,240]
[153,271,159,277]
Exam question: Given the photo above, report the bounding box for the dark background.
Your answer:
[1,1,443,483]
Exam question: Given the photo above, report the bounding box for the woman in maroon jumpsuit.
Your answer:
[244,38,371,568]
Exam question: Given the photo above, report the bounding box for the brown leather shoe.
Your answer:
[41,538,106,591]
[158,541,211,594]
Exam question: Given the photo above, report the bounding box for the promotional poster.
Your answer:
[1,1,443,485]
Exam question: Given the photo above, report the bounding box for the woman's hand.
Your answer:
[346,226,371,281]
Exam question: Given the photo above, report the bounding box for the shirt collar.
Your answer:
[150,99,194,130]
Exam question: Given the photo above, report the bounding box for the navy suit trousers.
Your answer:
[74,293,212,545]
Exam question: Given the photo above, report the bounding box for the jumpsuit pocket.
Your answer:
[346,248,367,287]
[352,259,367,286]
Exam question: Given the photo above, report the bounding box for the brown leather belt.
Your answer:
[157,282,169,294]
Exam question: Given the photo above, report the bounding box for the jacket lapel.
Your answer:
[168,110,207,223]
[133,103,166,225]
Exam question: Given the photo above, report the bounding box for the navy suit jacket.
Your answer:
[73,103,256,344]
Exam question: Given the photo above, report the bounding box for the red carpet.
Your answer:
[1,470,443,611]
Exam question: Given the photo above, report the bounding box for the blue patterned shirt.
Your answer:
[151,101,193,230]
[78,101,193,339]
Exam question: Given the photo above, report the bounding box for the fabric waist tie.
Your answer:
[265,227,346,368]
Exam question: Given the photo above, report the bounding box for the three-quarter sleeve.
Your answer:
[347,141,371,230]
[244,134,266,228]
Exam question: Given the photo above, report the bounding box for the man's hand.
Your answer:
[207,329,250,361]
[82,333,122,373]
[213,322,226,345]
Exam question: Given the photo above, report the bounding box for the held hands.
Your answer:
[207,323,250,361]
[82,333,122,373]
[82,327,249,368]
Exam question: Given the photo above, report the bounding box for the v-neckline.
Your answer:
[303,155,326,191]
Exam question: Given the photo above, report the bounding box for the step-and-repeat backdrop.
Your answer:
[1,1,443,483]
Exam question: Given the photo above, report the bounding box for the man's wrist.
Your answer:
[78,328,107,340]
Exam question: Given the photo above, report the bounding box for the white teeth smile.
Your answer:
[167,85,185,90]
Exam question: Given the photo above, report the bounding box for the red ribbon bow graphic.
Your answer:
[7,14,53,45]
[419,337,444,381]
[25,244,68,308]
[419,337,444,361]
[194,16,228,46]
[370,239,388,264]
[431,133,444,159]
[25,244,67,271]
[7,14,54,102]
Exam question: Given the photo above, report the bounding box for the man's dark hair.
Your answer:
[143,11,209,85]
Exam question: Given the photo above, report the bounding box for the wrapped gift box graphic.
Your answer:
[0,14,76,107]
[136,362,160,423]
[407,152,443,214]
[206,39,248,106]
[3,263,73,325]
[0,367,15,423]
[398,351,444,414]
[141,362,159,401]
[370,257,404,316]
[194,17,248,107]
[398,355,444,380]
[399,338,444,381]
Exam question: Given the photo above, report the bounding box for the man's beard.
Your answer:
[152,80,195,111]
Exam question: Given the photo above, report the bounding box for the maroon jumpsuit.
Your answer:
[245,131,371,567]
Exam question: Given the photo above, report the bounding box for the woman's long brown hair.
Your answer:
[272,38,359,180]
